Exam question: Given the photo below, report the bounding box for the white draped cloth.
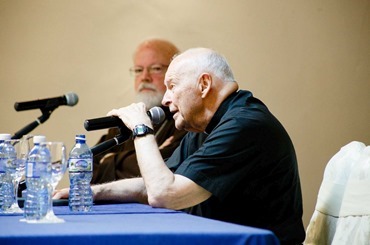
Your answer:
[304,141,370,245]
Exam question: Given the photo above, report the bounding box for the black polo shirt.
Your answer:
[166,90,305,244]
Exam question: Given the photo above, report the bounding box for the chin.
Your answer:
[174,121,186,131]
[175,123,184,131]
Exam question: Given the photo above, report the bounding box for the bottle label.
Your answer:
[69,158,92,172]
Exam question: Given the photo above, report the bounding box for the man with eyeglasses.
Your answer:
[91,38,187,184]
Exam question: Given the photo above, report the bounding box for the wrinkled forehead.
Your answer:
[165,57,190,83]
[164,63,177,85]
[164,59,195,86]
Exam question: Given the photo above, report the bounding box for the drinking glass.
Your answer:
[5,137,30,213]
[38,141,67,223]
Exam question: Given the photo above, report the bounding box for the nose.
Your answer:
[140,68,152,82]
[162,90,171,107]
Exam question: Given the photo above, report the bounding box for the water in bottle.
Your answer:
[24,135,51,221]
[0,134,14,212]
[69,134,93,212]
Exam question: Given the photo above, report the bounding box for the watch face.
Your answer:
[137,126,146,135]
[133,124,154,138]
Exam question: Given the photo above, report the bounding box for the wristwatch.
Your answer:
[132,124,154,139]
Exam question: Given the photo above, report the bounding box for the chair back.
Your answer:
[304,141,370,245]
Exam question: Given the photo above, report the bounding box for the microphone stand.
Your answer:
[90,127,131,156]
[12,107,56,139]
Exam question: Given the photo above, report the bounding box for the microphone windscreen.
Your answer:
[65,92,79,106]
[149,107,165,124]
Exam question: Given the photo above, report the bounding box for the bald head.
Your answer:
[169,48,235,83]
[162,47,238,132]
[134,38,179,63]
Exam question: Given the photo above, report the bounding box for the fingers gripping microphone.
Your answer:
[14,92,79,111]
[84,106,165,131]
[87,107,165,156]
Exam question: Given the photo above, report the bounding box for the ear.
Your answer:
[198,73,212,98]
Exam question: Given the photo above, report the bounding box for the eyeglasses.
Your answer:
[129,64,168,77]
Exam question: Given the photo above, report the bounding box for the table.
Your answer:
[0,202,279,245]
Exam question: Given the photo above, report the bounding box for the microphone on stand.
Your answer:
[12,92,79,139]
[86,106,165,156]
[14,92,79,111]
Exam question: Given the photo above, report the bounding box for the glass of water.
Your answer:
[38,141,67,223]
[5,137,30,213]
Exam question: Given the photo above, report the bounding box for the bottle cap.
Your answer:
[75,135,86,141]
[0,134,11,140]
[33,135,46,144]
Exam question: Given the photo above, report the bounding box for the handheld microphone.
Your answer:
[14,92,79,111]
[84,106,165,131]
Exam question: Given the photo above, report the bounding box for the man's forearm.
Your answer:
[134,135,211,210]
[93,177,149,204]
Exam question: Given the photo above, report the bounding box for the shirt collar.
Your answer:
[204,91,239,134]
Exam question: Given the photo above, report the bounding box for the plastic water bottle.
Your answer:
[24,135,51,221]
[0,134,14,212]
[69,134,93,212]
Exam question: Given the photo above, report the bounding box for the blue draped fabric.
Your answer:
[0,203,279,245]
